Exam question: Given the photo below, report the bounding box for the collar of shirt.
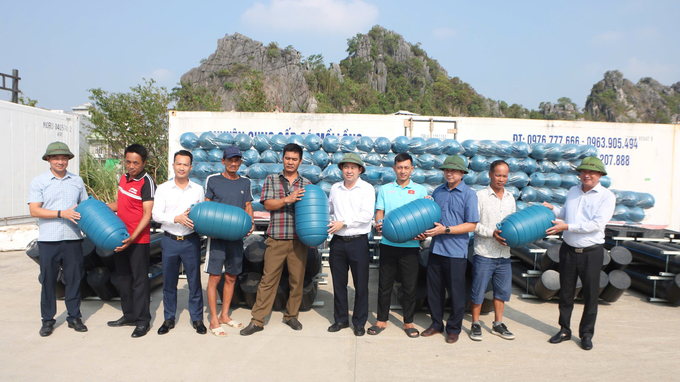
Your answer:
[443,181,465,193]
[484,185,511,199]
[390,180,415,189]
[278,171,303,187]
[582,182,605,195]
[153,179,204,236]
[339,178,368,191]
[47,170,73,181]
[125,170,147,182]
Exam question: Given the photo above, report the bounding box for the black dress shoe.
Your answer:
[39,322,55,337]
[240,322,263,336]
[549,330,571,344]
[131,325,150,338]
[353,326,365,336]
[192,320,207,335]
[68,318,88,332]
[581,337,593,351]
[107,316,135,327]
[328,322,350,332]
[446,332,459,344]
[421,327,443,337]
[157,320,175,335]
[285,318,303,331]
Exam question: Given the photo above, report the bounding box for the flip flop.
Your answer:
[210,326,228,337]
[225,320,242,328]
[367,325,385,335]
[404,328,420,338]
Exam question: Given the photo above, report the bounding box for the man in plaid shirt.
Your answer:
[241,143,312,335]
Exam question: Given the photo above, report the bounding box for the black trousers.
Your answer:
[377,244,419,324]
[329,235,370,327]
[113,243,151,326]
[38,240,83,325]
[557,243,604,339]
[426,253,467,334]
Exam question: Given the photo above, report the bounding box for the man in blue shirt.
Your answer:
[368,153,427,338]
[28,142,89,337]
[421,155,478,344]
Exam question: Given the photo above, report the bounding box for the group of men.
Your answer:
[30,139,615,350]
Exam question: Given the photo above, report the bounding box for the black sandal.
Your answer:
[367,325,385,335]
[404,328,420,338]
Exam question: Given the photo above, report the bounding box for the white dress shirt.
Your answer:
[474,186,516,259]
[328,178,375,236]
[152,179,205,236]
[552,182,616,248]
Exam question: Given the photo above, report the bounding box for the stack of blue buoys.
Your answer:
[76,197,130,252]
[497,205,554,248]
[381,199,442,244]
[295,185,329,247]
[189,201,252,241]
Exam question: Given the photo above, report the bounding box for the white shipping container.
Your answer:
[1,100,80,220]
[168,111,680,231]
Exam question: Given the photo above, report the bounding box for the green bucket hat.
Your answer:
[42,142,74,161]
[576,156,607,175]
[338,153,365,173]
[439,155,468,174]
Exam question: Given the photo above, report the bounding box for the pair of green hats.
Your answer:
[438,154,607,175]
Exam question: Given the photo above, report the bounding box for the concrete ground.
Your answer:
[1,250,678,382]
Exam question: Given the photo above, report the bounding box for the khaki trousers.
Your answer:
[251,238,308,326]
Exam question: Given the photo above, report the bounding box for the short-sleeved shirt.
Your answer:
[260,171,311,240]
[474,186,516,259]
[205,173,253,209]
[430,181,479,258]
[27,170,89,242]
[376,180,428,248]
[117,170,156,244]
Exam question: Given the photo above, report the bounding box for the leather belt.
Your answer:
[565,243,602,254]
[335,234,368,242]
[164,232,197,241]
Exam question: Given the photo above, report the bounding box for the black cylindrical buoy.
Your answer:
[240,272,262,308]
[599,270,631,302]
[299,281,318,311]
[148,264,163,290]
[87,267,119,301]
[25,239,40,265]
[604,246,633,272]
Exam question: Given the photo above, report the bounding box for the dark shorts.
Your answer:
[203,237,243,276]
[470,255,512,305]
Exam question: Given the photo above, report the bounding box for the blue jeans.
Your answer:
[470,255,511,305]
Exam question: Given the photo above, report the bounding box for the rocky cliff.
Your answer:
[180,33,317,112]
[584,70,680,124]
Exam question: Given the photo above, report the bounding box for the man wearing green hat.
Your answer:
[422,155,478,344]
[28,142,89,337]
[543,156,615,351]
[327,153,375,336]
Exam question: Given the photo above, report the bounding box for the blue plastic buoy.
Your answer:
[515,201,528,211]
[613,205,630,221]
[340,136,357,153]
[312,150,330,169]
[363,152,382,167]
[553,160,571,174]
[381,199,442,244]
[560,174,580,189]
[505,186,520,200]
[442,139,461,155]
[505,157,520,172]
[544,173,562,188]
[496,141,513,157]
[76,197,129,252]
[411,168,426,184]
[535,187,553,203]
[461,140,479,157]
[241,149,260,166]
[380,168,397,184]
[316,181,332,196]
[521,186,538,202]
[287,135,304,147]
[191,162,213,178]
[507,172,529,188]
[463,170,478,185]
[301,151,314,165]
[636,193,655,209]
[537,160,555,173]
[561,144,580,160]
[476,171,490,186]
[192,149,209,163]
[323,135,340,153]
[409,137,427,155]
[478,140,497,156]
[434,154,448,168]
[215,133,234,149]
[417,154,435,170]
[544,143,562,160]
[497,205,555,247]
[519,158,538,174]
[198,132,217,149]
[260,149,279,163]
[425,138,443,155]
[579,145,598,158]
[629,207,645,222]
[303,134,322,152]
[469,155,487,172]
[373,137,391,154]
[270,134,288,152]
[330,152,345,164]
[299,165,322,184]
[620,191,639,207]
[424,170,444,185]
[246,164,268,179]
[552,188,568,204]
[391,136,410,154]
[599,176,611,188]
[511,141,530,158]
[208,148,224,163]
[295,185,330,247]
[252,134,271,152]
[529,143,546,160]
[189,201,252,241]
[321,166,343,183]
[357,136,374,152]
[381,153,396,167]
[361,166,383,185]
[233,133,252,151]
[530,172,546,187]
[180,132,200,150]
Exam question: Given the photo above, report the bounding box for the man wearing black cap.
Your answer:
[204,146,254,337]
[544,156,615,351]
[326,153,375,336]
[28,142,89,336]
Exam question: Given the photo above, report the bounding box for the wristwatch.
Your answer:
[445,226,450,234]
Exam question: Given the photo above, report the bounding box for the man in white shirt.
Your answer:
[327,153,376,336]
[470,160,516,341]
[543,156,615,351]
[151,150,207,335]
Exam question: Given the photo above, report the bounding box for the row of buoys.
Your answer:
[510,239,632,303]
[25,233,167,301]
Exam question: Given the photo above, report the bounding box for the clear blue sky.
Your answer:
[2,0,678,112]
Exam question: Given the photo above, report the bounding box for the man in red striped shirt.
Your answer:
[106,144,156,338]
